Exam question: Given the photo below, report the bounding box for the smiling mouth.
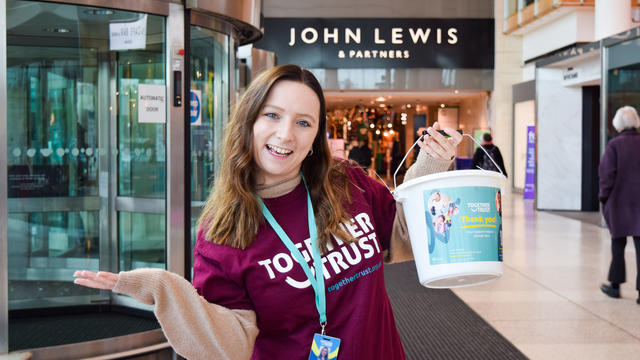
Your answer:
[266,144,293,157]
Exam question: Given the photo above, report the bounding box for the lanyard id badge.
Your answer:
[258,175,340,359]
[309,333,341,360]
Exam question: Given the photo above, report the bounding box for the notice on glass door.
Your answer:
[190,90,202,126]
[138,84,166,123]
[109,15,147,51]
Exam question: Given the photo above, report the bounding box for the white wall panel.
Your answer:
[536,68,582,210]
[513,100,535,190]
[522,10,594,62]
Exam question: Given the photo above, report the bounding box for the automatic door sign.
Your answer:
[138,84,166,124]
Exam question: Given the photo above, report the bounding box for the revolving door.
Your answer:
[1,0,260,358]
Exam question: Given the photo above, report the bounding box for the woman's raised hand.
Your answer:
[417,121,463,161]
[73,270,119,291]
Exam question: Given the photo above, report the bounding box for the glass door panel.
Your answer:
[7,51,99,197]
[118,212,165,271]
[188,26,230,270]
[117,50,166,198]
[114,21,167,275]
[7,0,104,309]
[6,0,167,312]
[606,37,640,141]
[8,211,100,309]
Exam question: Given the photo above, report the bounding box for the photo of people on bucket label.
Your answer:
[423,186,502,265]
[427,191,460,239]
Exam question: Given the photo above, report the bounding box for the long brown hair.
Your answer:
[198,65,356,251]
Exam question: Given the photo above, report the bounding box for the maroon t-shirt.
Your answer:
[193,165,406,359]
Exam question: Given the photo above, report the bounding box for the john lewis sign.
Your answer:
[254,18,494,69]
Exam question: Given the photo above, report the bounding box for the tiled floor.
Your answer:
[452,193,640,359]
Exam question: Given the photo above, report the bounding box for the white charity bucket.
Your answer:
[390,133,507,288]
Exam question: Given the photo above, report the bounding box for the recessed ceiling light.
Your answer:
[375,96,386,102]
[84,9,115,15]
[454,90,459,94]
[440,104,445,108]
[43,27,71,33]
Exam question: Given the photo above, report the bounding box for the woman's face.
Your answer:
[320,348,328,356]
[252,80,320,185]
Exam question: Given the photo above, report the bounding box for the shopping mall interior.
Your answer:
[2,0,640,359]
[324,89,489,183]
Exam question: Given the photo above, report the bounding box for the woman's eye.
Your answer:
[297,120,311,127]
[264,112,278,119]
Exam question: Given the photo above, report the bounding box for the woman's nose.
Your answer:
[275,119,294,140]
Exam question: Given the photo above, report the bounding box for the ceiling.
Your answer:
[324,90,486,110]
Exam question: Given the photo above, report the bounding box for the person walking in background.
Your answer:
[471,133,507,177]
[599,105,640,305]
[391,136,406,177]
[347,137,372,171]
[73,65,462,359]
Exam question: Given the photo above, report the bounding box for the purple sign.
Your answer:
[524,126,535,199]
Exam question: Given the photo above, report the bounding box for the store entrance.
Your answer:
[5,0,169,353]
[6,0,168,311]
[325,90,490,186]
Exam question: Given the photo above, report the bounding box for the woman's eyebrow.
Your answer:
[262,103,316,120]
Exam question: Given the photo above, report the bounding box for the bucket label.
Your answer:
[423,186,503,265]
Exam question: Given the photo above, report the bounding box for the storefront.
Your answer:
[602,28,640,143]
[0,0,260,357]
[253,16,495,184]
[518,41,601,211]
[514,25,640,212]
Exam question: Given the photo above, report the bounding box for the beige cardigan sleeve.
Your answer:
[113,268,259,360]
[384,149,454,263]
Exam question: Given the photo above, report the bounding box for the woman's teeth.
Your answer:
[267,144,292,156]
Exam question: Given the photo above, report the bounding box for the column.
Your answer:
[595,0,633,40]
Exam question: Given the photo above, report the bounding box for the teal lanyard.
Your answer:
[257,176,327,330]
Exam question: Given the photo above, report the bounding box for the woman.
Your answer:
[599,105,640,304]
[74,65,462,359]
[317,346,329,360]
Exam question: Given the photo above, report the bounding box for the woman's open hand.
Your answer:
[417,121,463,161]
[73,270,119,291]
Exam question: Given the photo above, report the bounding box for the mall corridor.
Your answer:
[450,193,640,359]
[4,0,640,358]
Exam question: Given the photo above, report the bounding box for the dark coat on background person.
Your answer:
[391,140,406,175]
[599,129,640,238]
[348,144,372,169]
[471,144,508,177]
